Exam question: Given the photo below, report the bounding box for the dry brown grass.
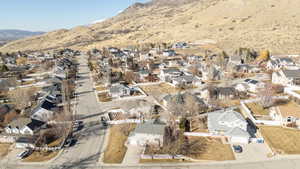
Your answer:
[0,144,11,158]
[23,150,60,162]
[95,86,107,92]
[246,102,270,116]
[140,159,187,163]
[103,124,136,163]
[98,92,112,102]
[259,126,300,154]
[48,138,63,147]
[188,137,235,161]
[278,101,300,118]
[140,83,180,95]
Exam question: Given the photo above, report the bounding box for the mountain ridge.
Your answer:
[1,0,300,54]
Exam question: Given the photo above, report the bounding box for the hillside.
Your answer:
[1,0,300,54]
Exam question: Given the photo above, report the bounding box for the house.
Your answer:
[159,68,182,82]
[244,79,265,93]
[127,120,166,146]
[267,57,295,70]
[173,42,188,49]
[234,64,260,73]
[208,109,250,143]
[201,87,238,101]
[5,117,31,135]
[272,69,300,87]
[31,99,56,122]
[187,55,203,64]
[0,79,14,92]
[15,136,36,149]
[109,84,132,98]
[162,50,176,57]
[171,75,201,87]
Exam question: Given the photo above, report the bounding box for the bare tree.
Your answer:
[259,83,275,108]
[8,87,38,112]
[124,71,135,84]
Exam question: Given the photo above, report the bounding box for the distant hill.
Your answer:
[0,29,44,42]
[1,0,300,54]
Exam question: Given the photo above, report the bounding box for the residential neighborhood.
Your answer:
[1,43,300,169]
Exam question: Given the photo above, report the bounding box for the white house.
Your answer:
[127,120,166,146]
[272,69,300,87]
[159,68,182,82]
[15,137,35,149]
[243,79,265,93]
[162,50,176,57]
[207,109,250,144]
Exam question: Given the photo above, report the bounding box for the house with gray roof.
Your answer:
[109,83,132,98]
[208,109,250,143]
[127,120,166,146]
[272,69,300,87]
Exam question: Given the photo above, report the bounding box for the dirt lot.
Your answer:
[259,126,300,154]
[140,83,180,96]
[188,137,235,161]
[246,102,270,116]
[103,124,136,163]
[0,144,11,158]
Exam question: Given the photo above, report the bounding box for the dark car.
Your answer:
[65,138,77,147]
[232,145,243,153]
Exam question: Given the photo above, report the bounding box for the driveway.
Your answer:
[122,145,143,164]
[233,143,272,161]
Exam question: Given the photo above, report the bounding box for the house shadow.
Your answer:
[246,118,258,138]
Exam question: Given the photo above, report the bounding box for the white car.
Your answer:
[17,149,32,159]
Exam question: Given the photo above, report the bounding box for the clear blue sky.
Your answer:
[0,0,149,32]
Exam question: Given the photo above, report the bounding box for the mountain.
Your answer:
[0,29,44,42]
[1,0,300,54]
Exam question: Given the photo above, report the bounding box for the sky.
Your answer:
[0,0,149,32]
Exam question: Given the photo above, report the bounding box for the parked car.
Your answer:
[65,138,77,147]
[17,149,32,159]
[232,145,243,153]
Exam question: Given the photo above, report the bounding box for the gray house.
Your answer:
[127,120,166,146]
[208,109,250,143]
[109,84,131,98]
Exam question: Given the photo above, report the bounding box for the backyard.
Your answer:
[103,124,136,163]
[140,83,181,96]
[278,101,300,119]
[246,102,270,116]
[259,126,300,154]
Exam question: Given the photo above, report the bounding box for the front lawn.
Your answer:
[23,150,60,162]
[140,83,180,95]
[98,92,112,102]
[259,126,300,154]
[103,124,136,163]
[188,137,235,161]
